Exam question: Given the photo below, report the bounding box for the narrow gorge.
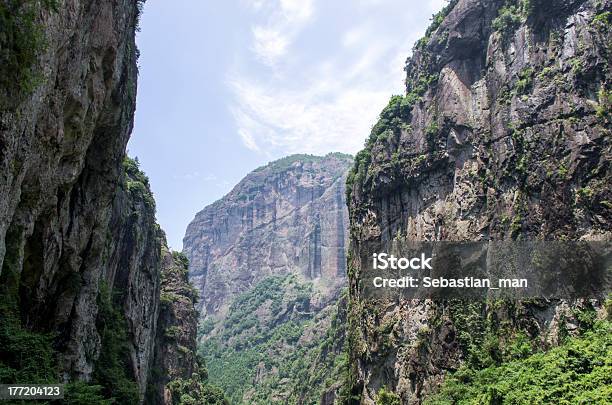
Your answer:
[0,0,610,404]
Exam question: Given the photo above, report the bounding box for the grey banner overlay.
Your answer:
[0,384,64,400]
[358,241,611,300]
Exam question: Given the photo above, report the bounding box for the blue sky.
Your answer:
[130,0,448,250]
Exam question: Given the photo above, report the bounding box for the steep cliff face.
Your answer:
[154,249,200,393]
[0,1,203,403]
[346,0,610,403]
[103,157,163,399]
[185,153,352,318]
[0,0,140,378]
[148,247,228,404]
[183,153,352,403]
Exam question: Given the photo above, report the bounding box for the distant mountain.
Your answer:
[184,153,352,403]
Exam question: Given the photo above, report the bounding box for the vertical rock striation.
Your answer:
[148,247,203,404]
[184,153,353,319]
[346,0,610,403]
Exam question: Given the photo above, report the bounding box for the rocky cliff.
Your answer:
[345,0,610,403]
[183,153,352,403]
[148,247,228,404]
[0,1,205,403]
[185,153,352,318]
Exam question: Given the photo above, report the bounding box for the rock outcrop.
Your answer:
[183,153,352,403]
[345,0,610,403]
[148,247,200,403]
[0,1,203,403]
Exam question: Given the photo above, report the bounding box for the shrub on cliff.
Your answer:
[0,0,58,102]
[425,320,612,404]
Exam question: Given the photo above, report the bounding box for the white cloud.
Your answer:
[229,72,392,155]
[250,0,314,65]
[244,0,267,10]
[252,26,289,65]
[342,24,369,48]
[279,0,313,21]
[172,172,218,181]
[232,0,447,156]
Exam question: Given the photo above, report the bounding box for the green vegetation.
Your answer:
[93,281,140,404]
[123,157,156,210]
[346,148,372,200]
[199,318,216,338]
[415,0,459,50]
[425,320,611,404]
[0,262,139,404]
[491,0,534,41]
[570,57,584,75]
[515,67,534,95]
[0,281,57,385]
[591,11,611,28]
[200,275,298,402]
[376,386,401,405]
[165,326,182,340]
[253,153,352,175]
[596,86,611,121]
[425,120,439,140]
[346,80,437,200]
[492,3,522,38]
[161,291,182,306]
[0,0,58,103]
[160,354,229,405]
[576,187,594,201]
[63,382,113,405]
[537,66,555,80]
[254,154,319,172]
[199,276,346,404]
[346,0,449,202]
[0,233,63,400]
[167,373,229,405]
[426,0,458,36]
[172,251,190,270]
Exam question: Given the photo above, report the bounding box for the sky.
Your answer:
[130,0,449,250]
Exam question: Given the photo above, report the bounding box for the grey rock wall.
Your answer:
[148,247,200,404]
[0,0,140,382]
[0,1,200,402]
[346,0,611,402]
[183,153,352,402]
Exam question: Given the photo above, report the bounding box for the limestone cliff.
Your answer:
[0,1,203,403]
[183,153,352,403]
[346,0,611,403]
